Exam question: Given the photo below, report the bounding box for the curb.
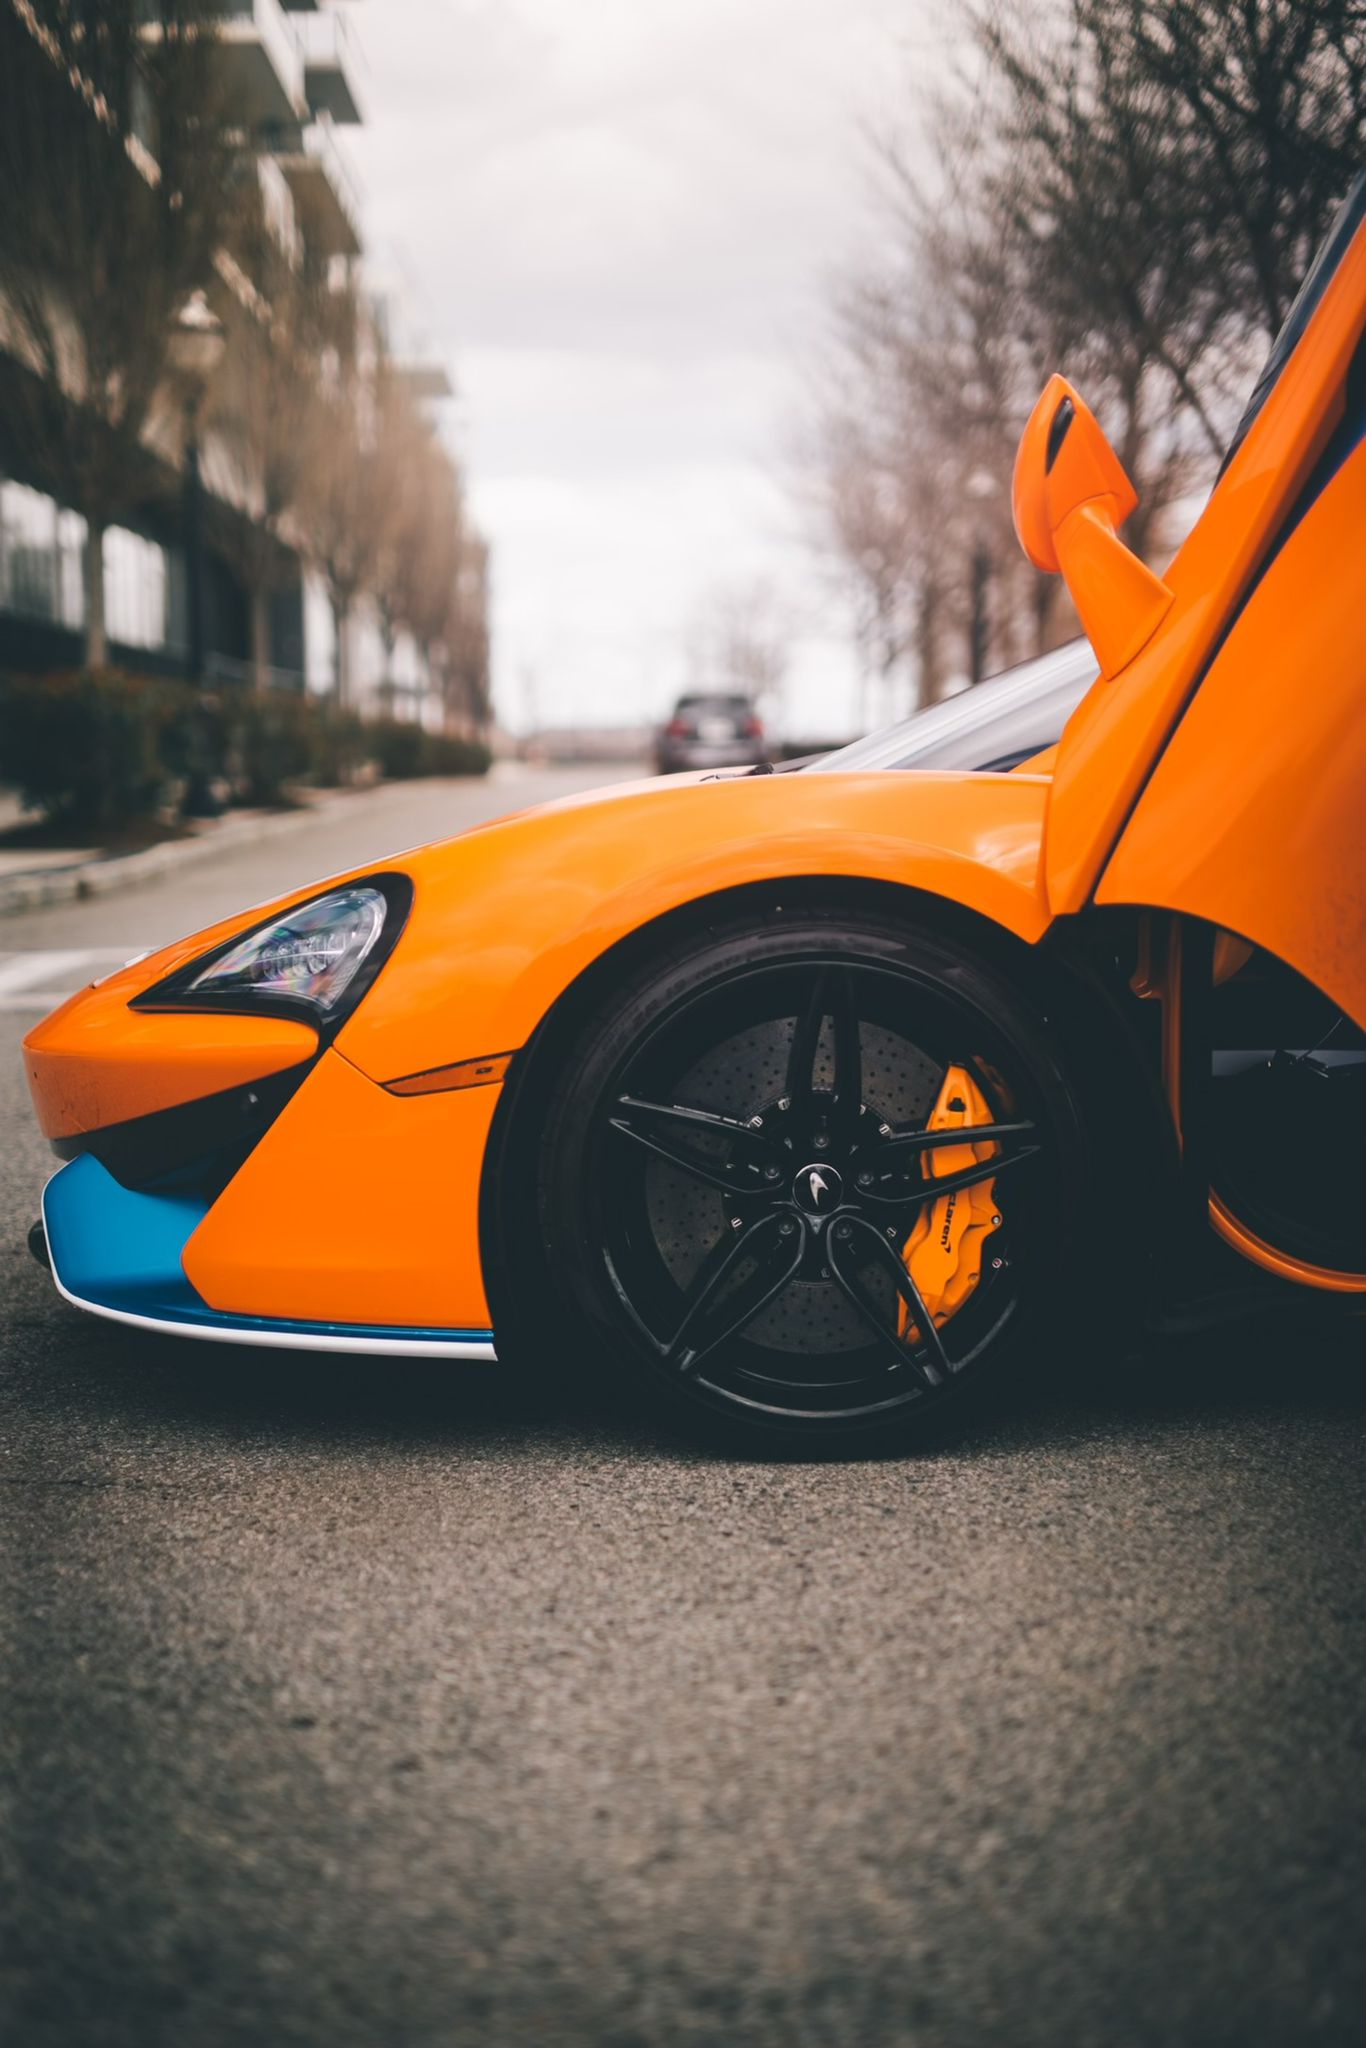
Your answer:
[0,787,387,918]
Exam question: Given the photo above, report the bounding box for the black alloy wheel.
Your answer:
[513,906,1090,1451]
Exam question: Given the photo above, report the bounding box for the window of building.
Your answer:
[56,509,86,631]
[104,524,169,649]
[0,476,172,650]
[0,479,61,621]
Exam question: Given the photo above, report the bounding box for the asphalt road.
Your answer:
[2,766,1363,2048]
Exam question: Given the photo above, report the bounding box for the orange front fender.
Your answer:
[334,769,1054,1085]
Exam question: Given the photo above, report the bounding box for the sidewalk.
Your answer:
[0,763,640,938]
[0,785,394,918]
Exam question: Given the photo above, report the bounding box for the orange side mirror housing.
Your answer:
[1012,374,1173,678]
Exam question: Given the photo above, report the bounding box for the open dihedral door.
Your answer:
[1098,424,1366,1291]
[1012,177,1366,1289]
[1098,426,1366,1035]
[1036,175,1366,931]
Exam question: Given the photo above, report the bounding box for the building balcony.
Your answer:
[293,8,364,126]
[210,0,308,127]
[255,155,304,265]
[143,1,309,129]
[271,119,363,259]
[395,364,456,403]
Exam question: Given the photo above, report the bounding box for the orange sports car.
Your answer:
[23,177,1366,1451]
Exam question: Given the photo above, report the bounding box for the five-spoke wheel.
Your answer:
[501,903,1086,1450]
[605,961,1040,1388]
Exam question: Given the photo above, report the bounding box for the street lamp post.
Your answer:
[969,538,992,687]
[965,468,1000,689]
[168,290,226,817]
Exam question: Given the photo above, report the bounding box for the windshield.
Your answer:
[808,638,1098,775]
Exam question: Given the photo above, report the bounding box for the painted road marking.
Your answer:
[0,949,134,1011]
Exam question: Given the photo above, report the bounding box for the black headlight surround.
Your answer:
[129,871,415,1042]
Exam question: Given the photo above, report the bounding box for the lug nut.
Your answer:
[835,1223,851,1240]
[857,1170,873,1188]
[779,1219,796,1236]
[765,1165,780,1180]
[813,1133,830,1150]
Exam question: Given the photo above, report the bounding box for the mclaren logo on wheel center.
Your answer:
[795,1163,843,1214]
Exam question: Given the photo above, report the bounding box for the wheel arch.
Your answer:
[478,875,1177,1330]
[490,872,1041,1132]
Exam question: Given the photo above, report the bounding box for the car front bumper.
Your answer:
[27,965,504,1354]
[41,1145,498,1358]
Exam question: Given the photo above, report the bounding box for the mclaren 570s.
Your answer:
[24,178,1366,1450]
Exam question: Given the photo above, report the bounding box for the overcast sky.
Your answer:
[347,0,947,736]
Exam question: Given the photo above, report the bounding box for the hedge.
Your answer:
[0,669,195,830]
[368,719,491,781]
[0,669,490,830]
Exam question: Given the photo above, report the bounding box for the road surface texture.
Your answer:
[1,766,1363,2048]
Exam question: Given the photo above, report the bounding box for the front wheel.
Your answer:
[506,905,1094,1452]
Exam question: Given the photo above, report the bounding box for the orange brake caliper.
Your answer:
[899,1066,1000,1342]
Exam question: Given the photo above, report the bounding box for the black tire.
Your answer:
[490,903,1094,1453]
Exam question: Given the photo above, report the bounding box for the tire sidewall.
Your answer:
[510,905,1093,1452]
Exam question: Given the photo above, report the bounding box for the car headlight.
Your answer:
[132,874,413,1032]
[188,886,386,1012]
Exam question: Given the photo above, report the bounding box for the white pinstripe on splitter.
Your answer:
[40,1181,499,1360]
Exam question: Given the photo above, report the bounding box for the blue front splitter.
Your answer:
[42,1155,498,1358]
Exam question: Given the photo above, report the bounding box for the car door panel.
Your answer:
[1097,438,1366,1031]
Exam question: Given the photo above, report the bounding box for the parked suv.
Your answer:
[656,692,765,774]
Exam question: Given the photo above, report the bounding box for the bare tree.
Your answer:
[806,207,1042,712]
[440,526,492,737]
[368,373,444,706]
[304,392,371,706]
[298,297,491,727]
[972,1,1230,467]
[204,183,332,689]
[802,121,1083,715]
[296,285,405,706]
[965,0,1366,512]
[354,367,490,729]
[804,402,924,716]
[711,580,790,707]
[684,578,791,730]
[1124,0,1366,336]
[804,0,1366,711]
[0,0,234,666]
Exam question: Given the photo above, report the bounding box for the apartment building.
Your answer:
[0,0,463,728]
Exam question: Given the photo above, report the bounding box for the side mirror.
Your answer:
[1012,373,1172,678]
